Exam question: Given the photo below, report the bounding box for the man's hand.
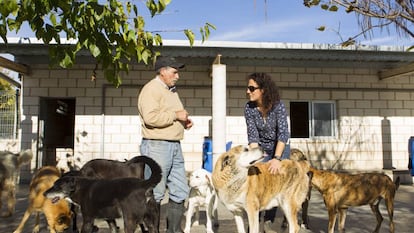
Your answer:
[185,118,193,129]
[175,110,189,122]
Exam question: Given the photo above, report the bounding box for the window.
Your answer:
[290,101,336,138]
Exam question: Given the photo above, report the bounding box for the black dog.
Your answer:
[45,156,161,233]
[79,155,145,179]
[68,155,149,232]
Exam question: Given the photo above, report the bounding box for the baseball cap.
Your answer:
[154,56,185,71]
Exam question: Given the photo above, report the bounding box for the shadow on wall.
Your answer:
[303,117,388,170]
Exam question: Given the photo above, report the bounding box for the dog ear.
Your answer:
[247,166,261,176]
[56,213,70,225]
[205,174,213,186]
[221,155,230,171]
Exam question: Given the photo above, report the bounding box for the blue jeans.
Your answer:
[281,143,291,160]
[140,139,189,203]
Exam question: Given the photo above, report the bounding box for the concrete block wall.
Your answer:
[20,63,414,172]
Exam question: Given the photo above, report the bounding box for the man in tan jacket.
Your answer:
[138,56,193,233]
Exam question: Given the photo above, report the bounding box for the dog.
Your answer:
[0,149,33,217]
[73,155,148,232]
[44,155,162,233]
[212,145,310,233]
[13,166,73,233]
[280,148,313,230]
[184,168,218,233]
[79,155,144,179]
[310,165,400,233]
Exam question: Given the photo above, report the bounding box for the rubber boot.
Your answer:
[166,200,184,233]
[263,207,277,233]
[155,202,161,233]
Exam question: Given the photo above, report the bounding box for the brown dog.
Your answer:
[0,149,33,217]
[212,145,310,233]
[281,148,313,229]
[13,166,73,233]
[310,165,400,233]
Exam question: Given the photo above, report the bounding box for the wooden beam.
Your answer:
[0,56,31,75]
[379,62,414,80]
[0,71,21,88]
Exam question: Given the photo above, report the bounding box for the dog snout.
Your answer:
[253,146,264,153]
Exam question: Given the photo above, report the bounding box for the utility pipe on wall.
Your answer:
[211,55,227,168]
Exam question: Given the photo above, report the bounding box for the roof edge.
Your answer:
[1,37,411,52]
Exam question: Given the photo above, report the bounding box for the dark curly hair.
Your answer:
[247,72,280,117]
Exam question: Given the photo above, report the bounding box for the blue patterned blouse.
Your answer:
[244,101,290,157]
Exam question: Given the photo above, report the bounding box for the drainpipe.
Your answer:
[211,55,226,168]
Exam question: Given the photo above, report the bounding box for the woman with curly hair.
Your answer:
[244,72,290,233]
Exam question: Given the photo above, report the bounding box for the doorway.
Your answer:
[37,97,76,168]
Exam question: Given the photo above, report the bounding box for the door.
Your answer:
[37,97,76,167]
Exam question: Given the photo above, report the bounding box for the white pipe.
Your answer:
[212,62,226,168]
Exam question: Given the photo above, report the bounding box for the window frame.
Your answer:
[290,100,337,139]
[310,101,337,138]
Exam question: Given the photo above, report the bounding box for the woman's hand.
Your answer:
[267,158,282,174]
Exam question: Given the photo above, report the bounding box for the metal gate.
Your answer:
[0,90,18,139]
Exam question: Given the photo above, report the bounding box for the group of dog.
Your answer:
[1,150,162,233]
[0,145,401,233]
[188,146,400,233]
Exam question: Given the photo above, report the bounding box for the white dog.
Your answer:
[184,168,218,233]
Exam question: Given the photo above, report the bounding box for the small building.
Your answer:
[1,38,413,179]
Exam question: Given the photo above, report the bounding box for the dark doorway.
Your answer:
[37,97,76,168]
[290,102,310,138]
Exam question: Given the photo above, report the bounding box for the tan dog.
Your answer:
[310,166,400,233]
[13,166,73,233]
[212,145,310,233]
[0,149,33,217]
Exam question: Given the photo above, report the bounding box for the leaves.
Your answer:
[146,0,168,17]
[302,0,414,47]
[184,29,195,46]
[303,0,321,7]
[201,23,216,42]
[0,0,215,86]
[317,26,326,31]
[328,5,338,12]
[341,38,356,47]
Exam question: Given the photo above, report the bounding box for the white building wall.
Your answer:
[20,62,414,172]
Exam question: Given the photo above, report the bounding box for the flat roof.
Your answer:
[1,37,414,79]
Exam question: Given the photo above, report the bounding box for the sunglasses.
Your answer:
[247,86,260,92]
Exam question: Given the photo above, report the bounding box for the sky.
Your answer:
[141,0,413,46]
[4,0,413,46]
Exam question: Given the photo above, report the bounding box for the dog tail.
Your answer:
[138,155,162,187]
[17,149,33,166]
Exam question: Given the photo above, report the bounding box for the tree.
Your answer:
[303,0,414,47]
[0,0,215,86]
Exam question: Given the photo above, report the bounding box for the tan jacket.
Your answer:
[137,78,185,141]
